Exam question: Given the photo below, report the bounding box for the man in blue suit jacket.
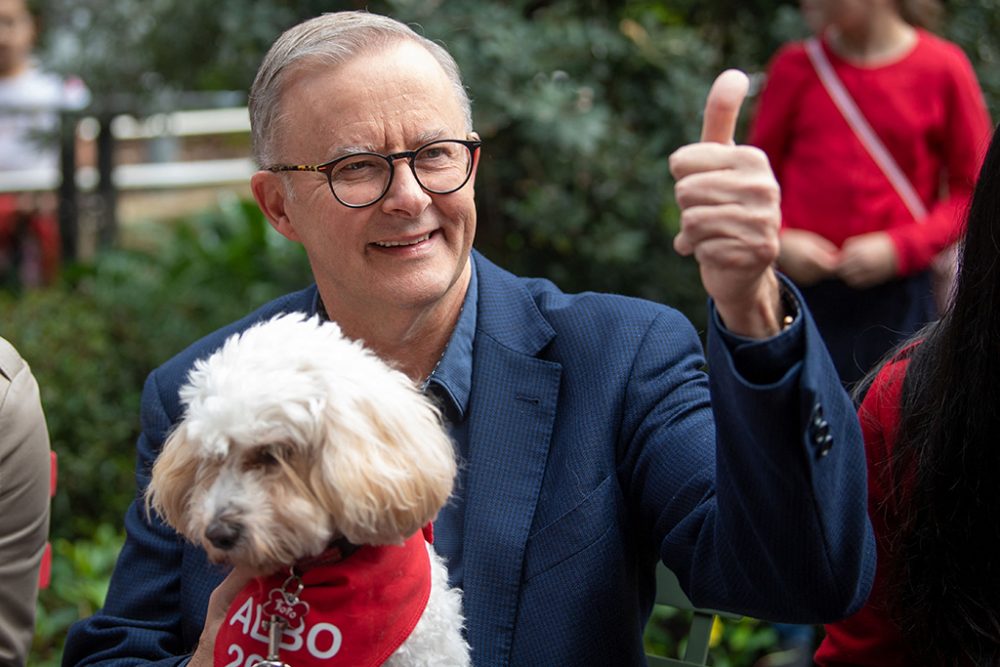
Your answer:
[64,11,875,667]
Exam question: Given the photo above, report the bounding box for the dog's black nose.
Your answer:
[205,520,242,550]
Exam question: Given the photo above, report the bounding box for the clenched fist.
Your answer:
[670,69,785,338]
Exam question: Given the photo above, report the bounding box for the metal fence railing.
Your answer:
[1,95,253,265]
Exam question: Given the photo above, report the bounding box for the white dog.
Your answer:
[146,313,470,667]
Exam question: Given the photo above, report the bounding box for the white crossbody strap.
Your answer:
[804,37,928,222]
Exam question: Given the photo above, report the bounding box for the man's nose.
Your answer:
[380,160,432,215]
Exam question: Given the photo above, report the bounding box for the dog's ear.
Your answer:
[145,423,200,533]
[311,384,457,545]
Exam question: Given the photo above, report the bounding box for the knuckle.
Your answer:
[677,207,698,231]
[673,180,693,208]
[667,151,685,179]
[740,145,771,168]
[756,237,780,264]
[744,177,780,206]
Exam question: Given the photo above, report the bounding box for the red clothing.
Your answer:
[749,30,991,276]
[815,355,909,665]
[214,530,431,667]
[0,195,60,285]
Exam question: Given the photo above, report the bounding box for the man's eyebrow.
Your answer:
[413,129,454,145]
[328,144,375,158]
[328,131,455,158]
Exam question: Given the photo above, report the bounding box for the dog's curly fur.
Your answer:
[145,312,469,665]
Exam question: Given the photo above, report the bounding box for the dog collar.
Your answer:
[292,536,360,573]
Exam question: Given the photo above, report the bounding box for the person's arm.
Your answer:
[0,340,51,667]
[62,369,239,667]
[850,47,991,281]
[621,280,874,621]
[653,70,876,620]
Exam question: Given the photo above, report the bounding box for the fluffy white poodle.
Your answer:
[146,312,470,666]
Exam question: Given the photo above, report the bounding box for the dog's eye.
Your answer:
[249,446,283,469]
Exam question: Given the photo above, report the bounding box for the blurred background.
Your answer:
[3,0,996,664]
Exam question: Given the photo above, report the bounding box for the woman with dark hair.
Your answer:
[814,122,1000,665]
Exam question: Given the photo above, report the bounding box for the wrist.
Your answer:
[714,270,786,339]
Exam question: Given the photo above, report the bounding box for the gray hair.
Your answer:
[249,11,473,167]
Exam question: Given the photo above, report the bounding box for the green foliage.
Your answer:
[0,288,144,541]
[38,0,346,102]
[945,0,1000,116]
[31,525,124,666]
[644,605,779,666]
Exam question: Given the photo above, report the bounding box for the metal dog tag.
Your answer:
[253,572,310,667]
[251,618,291,667]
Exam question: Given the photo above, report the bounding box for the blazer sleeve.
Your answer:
[62,370,197,667]
[0,341,51,667]
[626,283,876,623]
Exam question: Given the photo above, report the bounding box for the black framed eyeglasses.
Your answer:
[266,139,482,208]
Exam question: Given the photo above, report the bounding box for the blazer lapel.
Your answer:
[462,253,561,666]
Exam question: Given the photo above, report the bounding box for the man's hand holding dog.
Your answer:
[670,69,785,339]
[189,568,255,667]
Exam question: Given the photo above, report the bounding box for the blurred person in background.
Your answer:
[815,122,1000,667]
[0,335,51,666]
[0,0,88,287]
[749,0,991,387]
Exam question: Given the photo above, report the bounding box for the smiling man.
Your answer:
[251,37,479,382]
[64,11,875,667]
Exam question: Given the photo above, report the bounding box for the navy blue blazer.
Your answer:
[64,251,875,666]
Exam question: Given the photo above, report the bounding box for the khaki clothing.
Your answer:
[0,337,50,666]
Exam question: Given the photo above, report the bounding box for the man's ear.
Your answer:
[251,171,301,242]
[468,131,482,186]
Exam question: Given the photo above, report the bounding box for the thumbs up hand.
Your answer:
[670,70,785,339]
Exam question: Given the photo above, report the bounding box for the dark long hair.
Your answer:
[885,122,1000,665]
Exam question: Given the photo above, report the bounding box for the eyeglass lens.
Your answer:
[329,141,473,206]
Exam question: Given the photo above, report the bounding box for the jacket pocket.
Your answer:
[522,473,622,582]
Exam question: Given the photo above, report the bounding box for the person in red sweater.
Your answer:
[815,119,1000,666]
[749,0,991,386]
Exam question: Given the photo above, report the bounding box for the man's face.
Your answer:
[0,0,34,77]
[257,40,478,323]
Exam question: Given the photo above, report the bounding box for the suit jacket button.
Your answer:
[817,432,833,457]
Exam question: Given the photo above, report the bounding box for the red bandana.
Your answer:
[214,528,432,667]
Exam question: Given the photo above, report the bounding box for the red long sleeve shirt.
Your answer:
[814,354,908,665]
[749,30,991,276]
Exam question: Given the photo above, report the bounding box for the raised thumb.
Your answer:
[700,69,750,144]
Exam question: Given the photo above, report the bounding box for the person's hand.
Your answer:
[778,228,840,286]
[188,567,255,667]
[836,231,898,289]
[670,69,784,338]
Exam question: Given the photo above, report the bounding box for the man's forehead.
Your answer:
[276,46,464,155]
